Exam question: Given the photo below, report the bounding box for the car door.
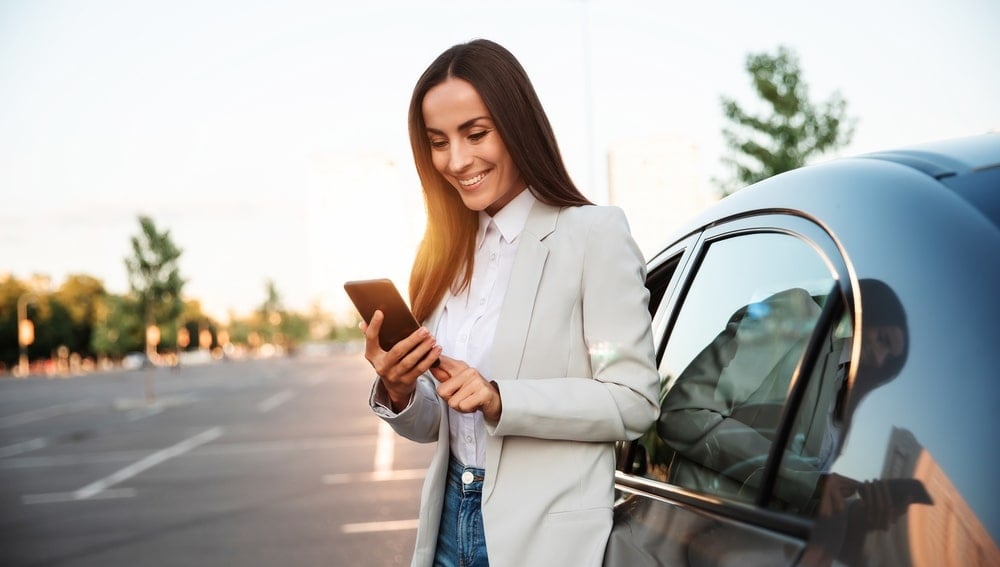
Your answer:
[607,213,850,567]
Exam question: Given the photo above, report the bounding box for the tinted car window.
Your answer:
[639,232,835,505]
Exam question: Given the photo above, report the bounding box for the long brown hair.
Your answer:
[408,39,592,322]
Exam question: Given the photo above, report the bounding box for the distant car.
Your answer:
[121,352,151,370]
[605,134,1000,565]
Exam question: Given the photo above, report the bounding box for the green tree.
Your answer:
[0,277,31,369]
[717,45,856,195]
[91,293,144,359]
[124,215,186,356]
[259,279,284,344]
[53,274,105,358]
[33,297,74,361]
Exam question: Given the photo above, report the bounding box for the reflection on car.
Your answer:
[605,133,1000,566]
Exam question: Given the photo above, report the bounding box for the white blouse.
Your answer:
[435,189,535,468]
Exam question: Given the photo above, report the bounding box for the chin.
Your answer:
[458,196,491,212]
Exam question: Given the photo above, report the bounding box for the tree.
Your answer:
[0,277,31,369]
[91,293,143,359]
[259,279,284,345]
[53,274,105,358]
[717,45,856,195]
[124,216,185,356]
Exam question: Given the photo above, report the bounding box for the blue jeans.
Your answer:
[434,458,489,567]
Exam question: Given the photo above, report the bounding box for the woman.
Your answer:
[362,39,659,567]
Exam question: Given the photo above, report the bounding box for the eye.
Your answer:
[469,130,491,142]
[428,138,448,150]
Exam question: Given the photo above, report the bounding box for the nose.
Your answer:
[448,142,473,174]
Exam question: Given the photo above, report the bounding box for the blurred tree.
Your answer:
[280,311,310,346]
[52,274,105,359]
[225,315,252,346]
[124,215,186,356]
[0,277,31,368]
[33,297,74,361]
[259,279,284,345]
[91,294,143,359]
[176,299,221,351]
[716,45,856,195]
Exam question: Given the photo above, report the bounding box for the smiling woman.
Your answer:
[353,38,660,567]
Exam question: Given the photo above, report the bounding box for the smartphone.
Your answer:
[343,278,439,367]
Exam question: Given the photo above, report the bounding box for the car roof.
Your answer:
[654,132,1000,251]
[857,132,1000,178]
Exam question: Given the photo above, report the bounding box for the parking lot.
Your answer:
[0,351,433,566]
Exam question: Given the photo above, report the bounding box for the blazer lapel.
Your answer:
[490,200,559,382]
[484,200,558,501]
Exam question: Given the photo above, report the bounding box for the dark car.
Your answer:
[605,133,1000,566]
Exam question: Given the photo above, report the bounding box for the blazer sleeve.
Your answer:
[490,206,660,442]
[368,374,442,443]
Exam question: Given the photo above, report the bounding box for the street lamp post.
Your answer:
[16,293,38,377]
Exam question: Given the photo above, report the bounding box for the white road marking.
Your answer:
[322,468,426,484]
[72,427,222,500]
[374,420,394,474]
[2,436,378,469]
[341,519,419,534]
[0,437,47,459]
[257,390,296,413]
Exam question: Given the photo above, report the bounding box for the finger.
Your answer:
[384,326,432,362]
[436,372,476,406]
[436,371,465,398]
[436,355,466,372]
[429,365,451,382]
[438,371,487,411]
[434,356,469,382]
[397,338,439,373]
[455,382,495,414]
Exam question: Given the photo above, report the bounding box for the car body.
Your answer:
[605,133,1000,566]
[121,351,152,370]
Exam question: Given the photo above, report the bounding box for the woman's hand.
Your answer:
[431,356,502,422]
[362,310,442,412]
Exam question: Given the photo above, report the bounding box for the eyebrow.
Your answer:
[425,116,492,135]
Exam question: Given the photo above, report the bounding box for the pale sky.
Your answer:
[2,0,998,321]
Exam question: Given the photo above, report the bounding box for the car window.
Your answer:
[638,232,836,505]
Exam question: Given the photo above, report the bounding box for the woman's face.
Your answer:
[422,77,525,216]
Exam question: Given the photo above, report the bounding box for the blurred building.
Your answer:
[607,137,716,260]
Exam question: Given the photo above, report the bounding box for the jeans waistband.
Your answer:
[447,457,485,495]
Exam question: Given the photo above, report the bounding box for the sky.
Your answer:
[2,0,998,322]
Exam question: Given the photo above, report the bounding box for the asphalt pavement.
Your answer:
[0,349,434,566]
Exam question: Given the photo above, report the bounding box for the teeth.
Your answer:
[460,172,487,186]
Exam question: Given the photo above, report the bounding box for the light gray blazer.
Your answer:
[371,201,659,567]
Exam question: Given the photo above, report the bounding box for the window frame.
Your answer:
[617,212,853,537]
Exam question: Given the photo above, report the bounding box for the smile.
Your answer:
[459,171,489,187]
